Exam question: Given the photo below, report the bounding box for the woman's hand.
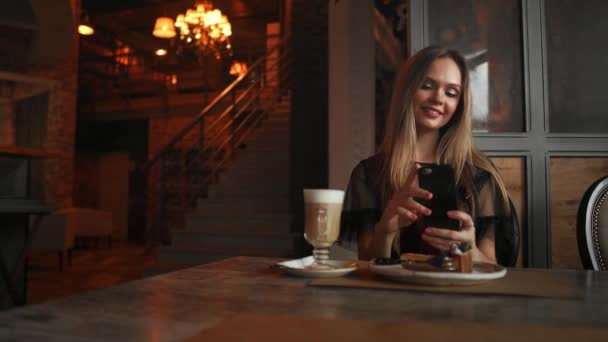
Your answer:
[420,210,476,252]
[421,210,496,263]
[360,164,433,260]
[376,164,433,236]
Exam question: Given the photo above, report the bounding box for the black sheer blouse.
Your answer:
[339,154,519,266]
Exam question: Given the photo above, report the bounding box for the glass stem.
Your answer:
[313,247,329,265]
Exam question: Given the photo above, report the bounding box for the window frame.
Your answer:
[409,0,608,268]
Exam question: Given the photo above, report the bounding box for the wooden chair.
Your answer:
[495,200,520,267]
[577,176,608,270]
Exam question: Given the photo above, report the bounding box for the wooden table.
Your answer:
[1,257,607,341]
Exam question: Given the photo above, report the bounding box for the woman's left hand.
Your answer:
[421,210,476,252]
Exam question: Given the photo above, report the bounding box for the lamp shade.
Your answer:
[78,12,94,35]
[153,17,176,38]
[78,24,94,35]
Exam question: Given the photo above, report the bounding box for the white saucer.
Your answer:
[369,260,507,286]
[277,256,358,278]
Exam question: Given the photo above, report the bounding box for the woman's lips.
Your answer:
[422,106,443,118]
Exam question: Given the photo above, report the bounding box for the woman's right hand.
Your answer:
[375,164,433,237]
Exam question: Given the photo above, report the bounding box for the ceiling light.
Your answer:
[153,17,176,39]
[174,1,232,58]
[155,49,168,56]
[78,12,95,36]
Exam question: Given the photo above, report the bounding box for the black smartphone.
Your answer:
[417,164,460,230]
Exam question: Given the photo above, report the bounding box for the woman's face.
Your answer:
[412,57,462,133]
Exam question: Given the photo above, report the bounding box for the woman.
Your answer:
[340,46,518,266]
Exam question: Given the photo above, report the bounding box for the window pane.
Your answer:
[546,0,608,133]
[490,157,527,267]
[550,157,608,269]
[428,0,524,133]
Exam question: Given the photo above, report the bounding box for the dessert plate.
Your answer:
[277,256,358,278]
[369,259,507,286]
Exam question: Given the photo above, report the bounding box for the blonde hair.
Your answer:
[378,46,510,215]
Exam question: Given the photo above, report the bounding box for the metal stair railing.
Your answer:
[140,34,292,248]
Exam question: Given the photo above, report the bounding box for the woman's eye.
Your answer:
[446,89,459,98]
[421,82,433,89]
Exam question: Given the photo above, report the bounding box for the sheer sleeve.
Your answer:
[473,170,519,266]
[339,160,382,244]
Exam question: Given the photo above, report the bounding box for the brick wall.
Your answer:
[0,1,79,209]
[29,0,80,209]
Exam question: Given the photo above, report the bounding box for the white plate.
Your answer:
[277,256,358,278]
[369,260,507,286]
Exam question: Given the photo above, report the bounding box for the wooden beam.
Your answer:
[0,145,59,158]
[0,71,59,87]
[0,19,38,31]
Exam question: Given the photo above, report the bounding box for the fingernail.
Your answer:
[426,209,432,215]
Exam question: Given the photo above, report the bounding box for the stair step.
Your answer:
[228,163,288,174]
[253,128,289,137]
[213,181,288,196]
[243,143,289,153]
[185,214,291,230]
[261,118,290,126]
[158,245,294,265]
[247,140,289,149]
[209,185,288,197]
[221,165,289,177]
[248,132,289,144]
[218,174,288,188]
[195,196,289,213]
[181,223,291,236]
[231,154,289,167]
[225,161,289,173]
[235,148,289,158]
[171,230,297,249]
[251,127,289,135]
[220,169,288,182]
[268,109,290,115]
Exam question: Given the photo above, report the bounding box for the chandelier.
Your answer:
[174,1,232,59]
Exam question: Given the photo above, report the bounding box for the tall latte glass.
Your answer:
[303,189,345,269]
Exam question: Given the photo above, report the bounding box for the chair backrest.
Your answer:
[577,176,608,270]
[496,199,520,267]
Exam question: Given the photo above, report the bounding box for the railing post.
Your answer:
[198,119,205,197]
[231,90,236,153]
[158,155,167,246]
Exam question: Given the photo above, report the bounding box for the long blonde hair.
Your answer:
[378,46,510,215]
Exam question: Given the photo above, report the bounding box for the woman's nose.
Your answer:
[431,89,444,104]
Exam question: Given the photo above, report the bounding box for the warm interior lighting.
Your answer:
[115,44,132,66]
[153,17,176,38]
[174,1,232,58]
[155,49,168,56]
[78,12,95,35]
[229,61,248,77]
[78,24,95,35]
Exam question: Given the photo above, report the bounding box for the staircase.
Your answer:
[157,93,295,266]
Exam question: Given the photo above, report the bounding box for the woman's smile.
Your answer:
[413,57,462,132]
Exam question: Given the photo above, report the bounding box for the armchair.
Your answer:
[577,176,608,270]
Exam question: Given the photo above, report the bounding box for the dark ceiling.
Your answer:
[82,0,281,59]
[77,0,281,102]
